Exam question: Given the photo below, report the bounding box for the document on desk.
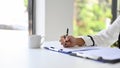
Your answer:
[70,47,120,63]
[42,41,120,63]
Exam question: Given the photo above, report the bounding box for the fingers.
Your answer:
[59,35,66,46]
[59,35,74,48]
[63,41,72,48]
[59,35,65,45]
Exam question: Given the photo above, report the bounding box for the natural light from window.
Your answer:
[0,0,28,30]
[0,0,28,49]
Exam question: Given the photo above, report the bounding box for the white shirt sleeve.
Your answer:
[81,16,120,47]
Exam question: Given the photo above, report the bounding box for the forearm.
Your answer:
[75,38,85,47]
[81,16,120,47]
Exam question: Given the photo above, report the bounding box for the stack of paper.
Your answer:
[42,41,120,63]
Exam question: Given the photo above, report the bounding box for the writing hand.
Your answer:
[59,35,85,48]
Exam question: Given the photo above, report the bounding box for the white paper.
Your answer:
[42,41,99,52]
[42,41,120,61]
[74,47,120,60]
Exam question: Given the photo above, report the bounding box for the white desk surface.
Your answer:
[0,30,120,68]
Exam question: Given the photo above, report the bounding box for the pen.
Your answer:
[64,28,69,38]
[64,28,69,45]
[66,28,69,37]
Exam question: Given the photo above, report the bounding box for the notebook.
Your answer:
[42,41,120,63]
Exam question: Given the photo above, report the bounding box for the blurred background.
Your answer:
[73,0,112,36]
[0,0,119,47]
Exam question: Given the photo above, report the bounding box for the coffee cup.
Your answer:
[29,35,44,49]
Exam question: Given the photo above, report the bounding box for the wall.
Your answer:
[45,0,74,41]
[35,0,45,36]
[36,0,74,41]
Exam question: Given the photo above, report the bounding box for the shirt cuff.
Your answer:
[80,36,93,46]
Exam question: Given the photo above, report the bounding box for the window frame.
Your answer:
[28,0,36,35]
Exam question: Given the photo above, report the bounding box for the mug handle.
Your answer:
[40,36,45,45]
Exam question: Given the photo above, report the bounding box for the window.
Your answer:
[28,0,33,35]
[73,0,112,36]
[0,0,28,48]
[0,0,28,30]
[117,0,120,16]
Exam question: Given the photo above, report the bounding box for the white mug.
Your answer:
[29,35,44,49]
